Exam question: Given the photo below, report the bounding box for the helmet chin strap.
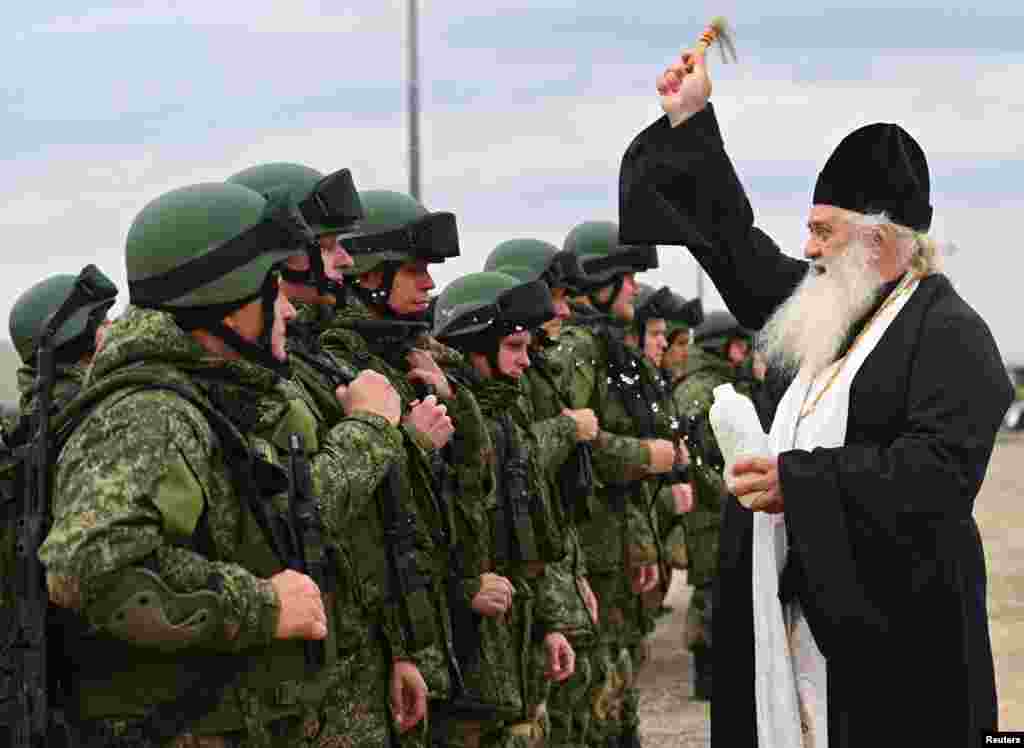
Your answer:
[186,275,289,375]
[589,275,625,315]
[280,248,347,305]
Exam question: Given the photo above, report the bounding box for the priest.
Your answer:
[618,45,1011,747]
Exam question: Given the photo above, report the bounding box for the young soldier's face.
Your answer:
[498,331,532,379]
[541,287,572,341]
[643,318,668,368]
[662,331,690,371]
[280,235,353,305]
[225,281,296,363]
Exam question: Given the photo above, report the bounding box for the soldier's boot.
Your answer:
[691,644,712,701]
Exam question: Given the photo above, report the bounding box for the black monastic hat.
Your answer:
[812,123,933,231]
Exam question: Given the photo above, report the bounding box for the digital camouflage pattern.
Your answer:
[318,297,457,711]
[428,369,530,727]
[520,348,601,748]
[39,306,408,747]
[16,360,89,425]
[474,371,580,742]
[547,311,674,745]
[671,345,737,653]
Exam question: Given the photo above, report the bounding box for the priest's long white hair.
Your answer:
[757,213,946,380]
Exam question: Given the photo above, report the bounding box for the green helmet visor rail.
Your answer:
[543,250,588,292]
[301,168,363,237]
[17,266,119,364]
[640,287,704,328]
[580,243,659,285]
[129,188,314,307]
[342,211,460,262]
[434,279,554,341]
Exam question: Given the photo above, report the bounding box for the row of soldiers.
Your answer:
[0,161,756,748]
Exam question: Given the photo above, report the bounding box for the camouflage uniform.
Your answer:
[318,298,462,747]
[39,305,408,748]
[671,346,738,699]
[521,347,600,748]
[289,301,443,748]
[550,310,672,747]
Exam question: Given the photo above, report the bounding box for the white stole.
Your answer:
[753,277,920,748]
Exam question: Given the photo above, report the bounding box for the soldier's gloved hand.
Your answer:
[562,407,598,442]
[671,483,694,514]
[269,569,327,640]
[656,46,711,127]
[390,659,428,733]
[404,395,454,449]
[630,563,660,595]
[644,439,677,474]
[407,348,454,400]
[544,632,576,682]
[578,575,599,626]
[471,572,515,618]
[337,370,401,426]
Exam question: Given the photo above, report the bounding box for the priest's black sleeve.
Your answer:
[618,104,807,329]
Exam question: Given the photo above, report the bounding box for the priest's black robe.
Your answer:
[619,104,1012,746]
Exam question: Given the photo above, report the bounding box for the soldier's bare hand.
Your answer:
[544,632,576,682]
[270,569,327,640]
[656,47,711,127]
[403,395,454,449]
[578,576,599,626]
[390,659,428,733]
[407,348,453,400]
[337,370,401,426]
[671,483,694,514]
[730,455,784,513]
[630,563,660,595]
[675,439,690,466]
[562,408,598,442]
[644,439,677,474]
[471,573,515,618]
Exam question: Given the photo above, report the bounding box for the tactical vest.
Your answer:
[48,365,336,736]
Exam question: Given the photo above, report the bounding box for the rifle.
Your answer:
[286,433,331,671]
[13,265,115,748]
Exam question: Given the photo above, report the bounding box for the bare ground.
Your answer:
[635,433,1024,744]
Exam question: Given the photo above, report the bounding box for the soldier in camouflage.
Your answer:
[315,190,494,748]
[658,310,701,574]
[228,163,443,746]
[484,239,602,748]
[672,309,754,701]
[38,182,414,747]
[433,271,588,747]
[6,270,117,429]
[553,221,684,748]
[626,285,702,619]
[0,268,118,664]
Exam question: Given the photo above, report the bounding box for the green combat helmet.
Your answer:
[562,220,658,313]
[126,182,314,372]
[483,238,587,292]
[10,269,118,366]
[227,162,363,297]
[341,190,460,311]
[433,271,555,370]
[633,284,704,347]
[693,310,753,358]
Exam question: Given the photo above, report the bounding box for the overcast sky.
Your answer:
[5,2,1024,361]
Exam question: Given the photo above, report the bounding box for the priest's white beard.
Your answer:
[758,238,884,380]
